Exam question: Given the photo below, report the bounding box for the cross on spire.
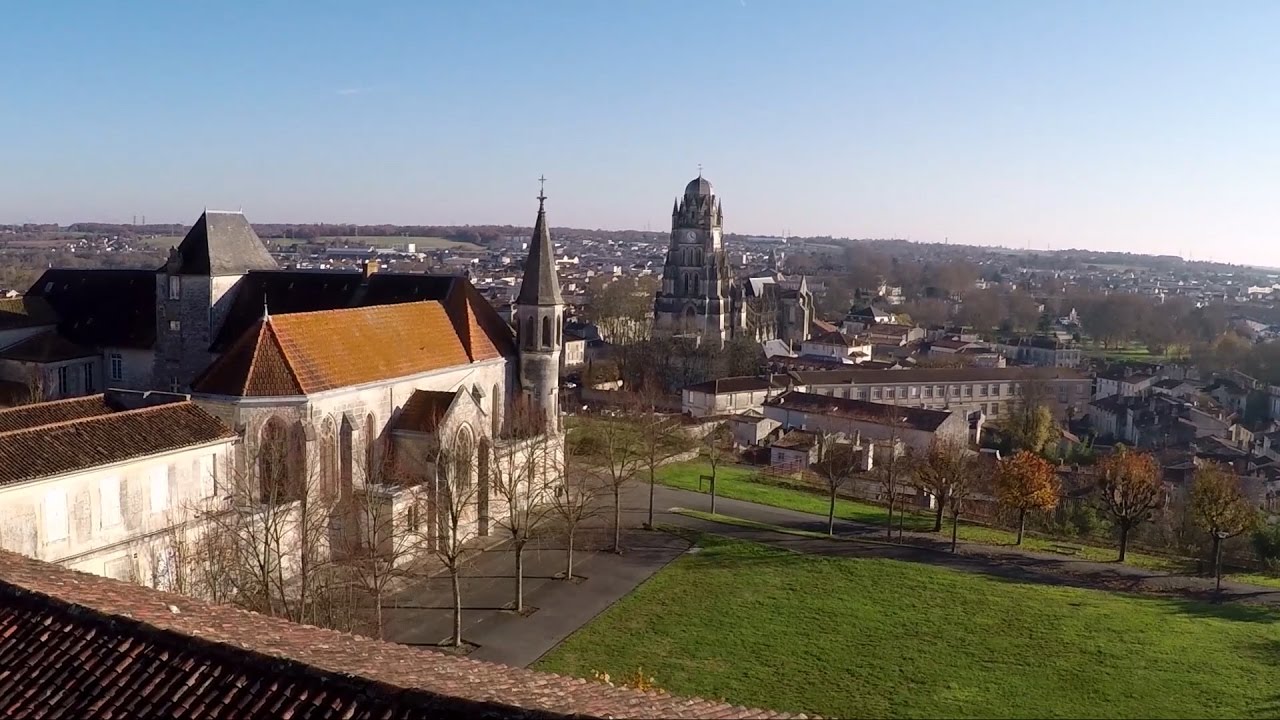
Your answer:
[697,163,703,178]
[537,174,547,209]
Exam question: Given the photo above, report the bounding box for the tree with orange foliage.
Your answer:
[1096,445,1163,561]
[995,450,1062,545]
[1190,462,1258,581]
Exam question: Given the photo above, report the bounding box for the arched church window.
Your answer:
[524,315,534,347]
[684,274,692,295]
[693,275,700,294]
[557,314,562,345]
[542,316,551,347]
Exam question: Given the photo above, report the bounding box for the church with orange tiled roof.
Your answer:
[1,186,568,562]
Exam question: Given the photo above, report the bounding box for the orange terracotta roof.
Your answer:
[194,301,475,397]
[0,550,806,719]
[0,401,236,486]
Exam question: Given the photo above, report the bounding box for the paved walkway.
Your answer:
[655,483,1280,605]
[382,490,689,667]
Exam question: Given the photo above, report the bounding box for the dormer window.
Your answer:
[168,275,181,300]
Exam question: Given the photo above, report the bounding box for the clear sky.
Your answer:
[2,1,1277,264]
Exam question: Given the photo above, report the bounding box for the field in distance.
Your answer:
[135,235,482,251]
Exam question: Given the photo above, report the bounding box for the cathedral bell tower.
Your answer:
[514,177,564,432]
[652,171,731,346]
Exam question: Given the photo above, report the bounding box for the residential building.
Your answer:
[1094,371,1155,400]
[763,390,969,451]
[788,367,1091,421]
[728,409,781,447]
[681,374,791,418]
[798,330,870,364]
[770,429,820,469]
[997,336,1082,368]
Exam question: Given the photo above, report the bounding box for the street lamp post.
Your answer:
[1214,530,1229,593]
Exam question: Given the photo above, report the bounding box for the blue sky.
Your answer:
[2,1,1277,264]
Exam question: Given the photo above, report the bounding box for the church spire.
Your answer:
[515,175,564,306]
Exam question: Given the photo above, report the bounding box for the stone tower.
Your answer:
[152,210,278,391]
[514,182,564,432]
[653,173,731,346]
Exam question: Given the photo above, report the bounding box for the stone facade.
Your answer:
[654,175,813,347]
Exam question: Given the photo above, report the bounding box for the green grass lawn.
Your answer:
[536,533,1280,718]
[656,461,1188,573]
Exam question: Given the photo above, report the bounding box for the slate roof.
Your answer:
[395,389,461,432]
[515,199,565,306]
[168,210,279,276]
[193,302,474,397]
[0,550,804,719]
[684,375,791,395]
[0,295,57,331]
[0,394,115,434]
[0,328,96,362]
[0,400,235,486]
[765,390,956,432]
[25,268,156,349]
[791,367,1088,386]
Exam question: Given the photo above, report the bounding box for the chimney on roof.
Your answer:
[363,259,379,279]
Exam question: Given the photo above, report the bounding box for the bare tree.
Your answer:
[811,431,860,536]
[418,435,482,648]
[588,412,644,553]
[702,421,732,515]
[171,425,355,631]
[489,406,558,613]
[550,453,601,581]
[636,397,686,530]
[911,438,979,543]
[877,407,908,540]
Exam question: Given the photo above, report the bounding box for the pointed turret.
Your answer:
[514,177,564,434]
[515,191,564,307]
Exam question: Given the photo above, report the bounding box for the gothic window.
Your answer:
[320,418,338,498]
[542,316,551,347]
[259,416,302,503]
[365,413,378,481]
[491,383,501,437]
[683,306,697,333]
[693,275,700,294]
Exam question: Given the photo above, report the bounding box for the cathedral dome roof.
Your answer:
[684,176,713,198]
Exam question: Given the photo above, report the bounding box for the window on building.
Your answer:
[83,363,94,393]
[198,454,217,498]
[949,385,958,397]
[56,366,68,395]
[923,386,932,398]
[169,377,181,392]
[169,319,181,332]
[542,316,552,347]
[168,275,181,300]
[407,501,421,532]
[962,385,972,397]
[989,383,998,396]
[109,353,124,381]
[44,489,69,543]
[909,386,919,398]
[990,403,999,416]
[979,384,987,396]
[896,387,906,399]
[150,465,170,513]
[871,387,880,400]
[100,476,122,528]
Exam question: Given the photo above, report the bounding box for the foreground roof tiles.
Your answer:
[0,400,235,486]
[0,550,806,719]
